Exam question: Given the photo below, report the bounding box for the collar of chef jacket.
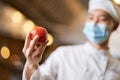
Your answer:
[83,42,109,75]
[83,42,109,60]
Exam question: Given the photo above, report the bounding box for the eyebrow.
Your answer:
[88,13,93,16]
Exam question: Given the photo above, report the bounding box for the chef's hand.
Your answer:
[22,33,48,80]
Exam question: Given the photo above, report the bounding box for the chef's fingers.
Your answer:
[32,45,46,58]
[32,40,48,58]
[28,35,39,54]
[22,33,31,53]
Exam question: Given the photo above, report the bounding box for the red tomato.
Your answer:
[30,26,48,43]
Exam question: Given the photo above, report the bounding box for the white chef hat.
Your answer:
[88,0,120,23]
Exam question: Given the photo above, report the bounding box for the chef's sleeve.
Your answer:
[22,47,63,80]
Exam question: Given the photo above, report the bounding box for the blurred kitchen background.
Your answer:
[0,0,120,80]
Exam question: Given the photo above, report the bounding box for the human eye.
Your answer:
[99,16,108,21]
[87,15,94,21]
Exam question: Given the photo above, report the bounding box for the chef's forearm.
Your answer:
[22,62,39,80]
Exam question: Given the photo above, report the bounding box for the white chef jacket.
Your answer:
[22,42,120,80]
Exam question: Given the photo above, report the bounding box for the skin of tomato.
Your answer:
[30,27,48,43]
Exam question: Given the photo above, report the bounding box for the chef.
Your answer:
[22,0,120,80]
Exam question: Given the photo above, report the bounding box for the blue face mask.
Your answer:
[83,22,109,44]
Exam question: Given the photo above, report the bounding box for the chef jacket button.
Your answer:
[98,72,103,77]
[102,57,107,61]
[84,68,88,72]
[100,75,103,80]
